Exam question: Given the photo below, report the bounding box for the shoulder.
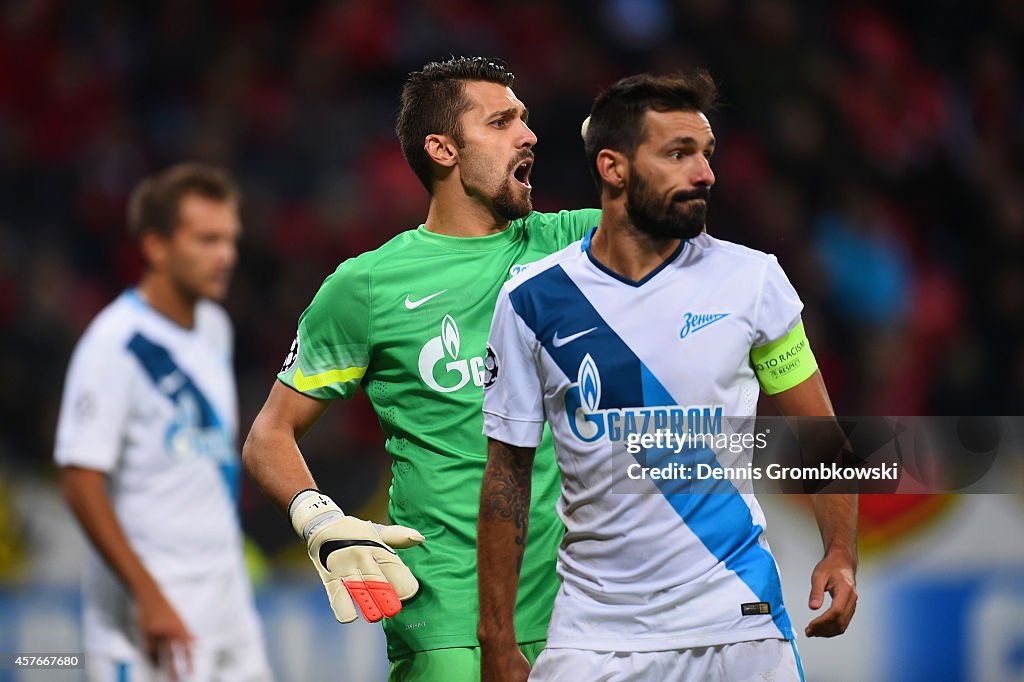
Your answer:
[196,298,230,326]
[315,228,422,297]
[504,239,584,294]
[523,208,602,231]
[689,233,776,264]
[358,228,424,263]
[195,299,233,348]
[686,233,781,277]
[65,294,144,381]
[76,293,143,353]
[521,209,601,248]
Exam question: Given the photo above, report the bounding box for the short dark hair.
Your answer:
[127,162,240,240]
[584,71,718,189]
[396,56,516,192]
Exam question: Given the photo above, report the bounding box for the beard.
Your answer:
[460,148,534,222]
[626,171,709,241]
[492,177,533,221]
[491,155,533,221]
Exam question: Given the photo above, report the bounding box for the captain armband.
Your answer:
[750,321,818,395]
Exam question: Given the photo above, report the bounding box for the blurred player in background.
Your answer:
[478,72,858,681]
[243,56,600,681]
[55,164,273,682]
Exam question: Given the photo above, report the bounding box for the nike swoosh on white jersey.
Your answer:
[404,290,448,309]
[552,327,598,347]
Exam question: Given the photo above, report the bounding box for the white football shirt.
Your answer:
[55,289,254,657]
[483,230,805,651]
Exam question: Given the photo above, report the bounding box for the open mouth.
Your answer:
[513,159,533,189]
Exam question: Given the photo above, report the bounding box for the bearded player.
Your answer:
[242,57,600,681]
[478,72,857,681]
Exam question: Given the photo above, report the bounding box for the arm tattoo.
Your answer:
[481,443,533,574]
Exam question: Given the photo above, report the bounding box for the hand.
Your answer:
[136,588,194,681]
[805,550,857,637]
[290,491,424,623]
[481,642,531,682]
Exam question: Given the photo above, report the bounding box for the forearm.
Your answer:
[60,467,164,602]
[242,381,330,513]
[811,493,858,564]
[772,372,858,561]
[477,438,535,646]
[242,412,318,513]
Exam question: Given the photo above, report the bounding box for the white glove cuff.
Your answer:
[288,489,344,541]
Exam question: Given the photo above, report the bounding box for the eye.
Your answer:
[491,118,508,128]
[670,150,683,160]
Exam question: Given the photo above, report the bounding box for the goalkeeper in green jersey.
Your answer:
[242,56,600,681]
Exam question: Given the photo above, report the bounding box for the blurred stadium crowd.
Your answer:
[0,0,1021,560]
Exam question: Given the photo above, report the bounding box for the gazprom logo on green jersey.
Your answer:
[417,314,487,393]
[508,263,531,278]
[564,353,723,443]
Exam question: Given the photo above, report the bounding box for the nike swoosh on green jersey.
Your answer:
[405,289,448,309]
[293,365,367,391]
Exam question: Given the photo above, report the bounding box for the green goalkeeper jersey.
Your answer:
[278,209,601,657]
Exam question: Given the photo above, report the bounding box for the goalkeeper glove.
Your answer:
[289,489,424,623]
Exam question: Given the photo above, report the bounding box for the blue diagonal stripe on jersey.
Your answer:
[509,265,794,639]
[126,333,241,506]
[510,265,650,407]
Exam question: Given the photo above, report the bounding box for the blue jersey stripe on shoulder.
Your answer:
[508,264,794,639]
[580,226,597,252]
[127,334,222,429]
[508,264,653,407]
[122,288,147,311]
[126,333,241,506]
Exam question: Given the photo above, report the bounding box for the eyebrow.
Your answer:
[487,106,530,123]
[666,136,716,149]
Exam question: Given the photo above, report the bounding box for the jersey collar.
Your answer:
[123,288,199,333]
[581,227,689,287]
[415,219,524,251]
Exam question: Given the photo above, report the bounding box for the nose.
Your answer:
[221,239,238,270]
[694,155,715,187]
[519,120,537,149]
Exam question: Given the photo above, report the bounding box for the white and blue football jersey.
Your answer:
[483,229,807,652]
[55,289,260,659]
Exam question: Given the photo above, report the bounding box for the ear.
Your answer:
[424,134,459,168]
[596,149,627,189]
[139,231,170,270]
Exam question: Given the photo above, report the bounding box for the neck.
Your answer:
[137,272,198,328]
[590,201,682,282]
[422,181,512,238]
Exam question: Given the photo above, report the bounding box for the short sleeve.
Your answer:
[752,256,804,347]
[278,260,371,400]
[750,257,818,394]
[54,330,134,472]
[481,285,546,448]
